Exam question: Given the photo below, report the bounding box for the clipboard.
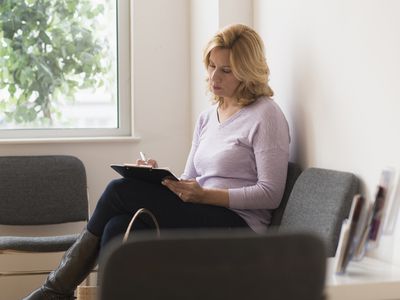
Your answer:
[111,164,179,184]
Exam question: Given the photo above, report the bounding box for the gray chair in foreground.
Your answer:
[0,155,89,277]
[98,230,327,300]
[276,167,359,257]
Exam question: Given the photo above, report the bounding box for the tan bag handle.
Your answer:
[123,208,160,242]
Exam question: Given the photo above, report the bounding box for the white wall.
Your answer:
[0,1,191,298]
[219,0,253,28]
[190,0,219,129]
[254,0,400,265]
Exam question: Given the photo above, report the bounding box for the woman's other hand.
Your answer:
[162,179,205,203]
[162,179,229,207]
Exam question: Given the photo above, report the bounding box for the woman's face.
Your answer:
[207,47,240,101]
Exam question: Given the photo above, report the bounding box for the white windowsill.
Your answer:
[0,135,141,144]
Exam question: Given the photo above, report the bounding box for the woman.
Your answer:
[24,23,290,300]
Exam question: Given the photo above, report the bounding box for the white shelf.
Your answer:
[325,257,400,300]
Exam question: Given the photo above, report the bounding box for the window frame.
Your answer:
[0,0,133,142]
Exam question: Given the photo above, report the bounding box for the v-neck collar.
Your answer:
[215,105,246,128]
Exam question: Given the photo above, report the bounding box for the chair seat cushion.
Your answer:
[0,234,79,252]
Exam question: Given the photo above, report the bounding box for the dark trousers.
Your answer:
[87,178,249,248]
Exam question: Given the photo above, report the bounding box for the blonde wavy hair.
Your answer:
[203,24,273,106]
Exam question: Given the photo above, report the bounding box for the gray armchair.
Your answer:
[0,155,89,277]
[273,166,359,257]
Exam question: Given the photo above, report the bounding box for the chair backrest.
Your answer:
[279,167,359,256]
[0,155,88,225]
[270,162,303,226]
[98,230,326,300]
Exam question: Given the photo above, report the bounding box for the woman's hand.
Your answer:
[162,179,229,207]
[135,158,158,168]
[162,179,205,203]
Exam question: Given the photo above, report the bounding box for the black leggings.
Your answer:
[87,178,249,248]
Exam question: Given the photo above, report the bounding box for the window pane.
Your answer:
[0,0,122,135]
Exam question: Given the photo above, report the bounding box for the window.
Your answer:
[0,0,131,140]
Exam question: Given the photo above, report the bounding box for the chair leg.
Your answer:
[85,274,91,287]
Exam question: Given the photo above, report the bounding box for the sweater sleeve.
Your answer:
[228,108,290,209]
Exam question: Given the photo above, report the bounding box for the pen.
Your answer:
[139,151,148,163]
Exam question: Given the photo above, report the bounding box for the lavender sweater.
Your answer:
[181,96,290,232]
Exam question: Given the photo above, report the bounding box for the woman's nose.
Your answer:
[211,69,220,82]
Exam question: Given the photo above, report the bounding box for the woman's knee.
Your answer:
[103,178,126,195]
[98,178,132,207]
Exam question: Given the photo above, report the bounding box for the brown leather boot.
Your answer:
[22,229,100,300]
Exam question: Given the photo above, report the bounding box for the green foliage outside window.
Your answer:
[0,0,111,125]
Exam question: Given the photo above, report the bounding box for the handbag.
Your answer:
[123,207,160,242]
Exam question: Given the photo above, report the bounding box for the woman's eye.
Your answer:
[223,69,231,73]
